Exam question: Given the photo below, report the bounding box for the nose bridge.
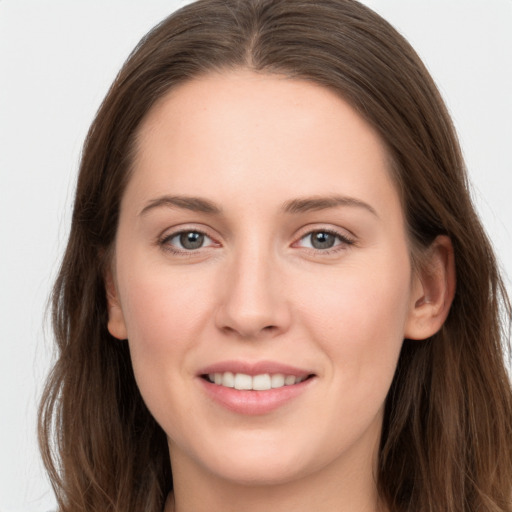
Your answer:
[216,234,289,338]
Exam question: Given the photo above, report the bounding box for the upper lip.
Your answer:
[198,360,314,378]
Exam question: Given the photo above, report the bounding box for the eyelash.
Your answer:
[158,228,355,256]
[294,229,355,254]
[158,229,218,256]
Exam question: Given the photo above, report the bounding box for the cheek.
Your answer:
[296,257,411,437]
[116,257,215,372]
[297,252,412,381]
[115,262,219,433]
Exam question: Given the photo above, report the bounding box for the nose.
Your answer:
[215,245,291,340]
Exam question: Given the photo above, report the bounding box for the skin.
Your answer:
[107,70,455,512]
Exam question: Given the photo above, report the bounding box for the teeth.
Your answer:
[271,374,285,388]
[222,371,235,387]
[253,374,271,391]
[285,375,296,385]
[207,372,308,390]
[234,373,252,390]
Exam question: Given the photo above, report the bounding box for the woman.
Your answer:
[38,1,512,511]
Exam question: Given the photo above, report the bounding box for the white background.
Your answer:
[0,1,511,511]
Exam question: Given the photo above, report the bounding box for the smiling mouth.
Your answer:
[202,372,314,391]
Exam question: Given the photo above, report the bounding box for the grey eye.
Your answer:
[178,231,205,250]
[308,231,337,249]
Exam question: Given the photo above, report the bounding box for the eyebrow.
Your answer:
[282,195,378,217]
[140,195,222,216]
[139,194,378,217]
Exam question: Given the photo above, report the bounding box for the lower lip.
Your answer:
[199,377,315,415]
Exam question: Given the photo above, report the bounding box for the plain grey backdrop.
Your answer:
[1,1,511,511]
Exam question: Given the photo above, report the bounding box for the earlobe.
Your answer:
[105,270,128,340]
[405,235,456,340]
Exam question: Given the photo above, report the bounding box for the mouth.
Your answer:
[201,372,315,391]
[197,361,317,414]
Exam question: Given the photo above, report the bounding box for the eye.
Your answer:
[161,230,216,252]
[296,229,354,251]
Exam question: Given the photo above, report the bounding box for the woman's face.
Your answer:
[108,70,424,488]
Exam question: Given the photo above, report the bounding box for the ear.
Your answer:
[105,269,128,340]
[404,235,456,340]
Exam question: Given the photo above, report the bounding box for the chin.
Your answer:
[206,454,312,487]
[185,432,331,488]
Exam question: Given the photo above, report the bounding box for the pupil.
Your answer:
[180,232,204,250]
[311,232,335,249]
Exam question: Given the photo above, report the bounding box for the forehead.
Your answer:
[128,70,400,223]
[135,70,385,159]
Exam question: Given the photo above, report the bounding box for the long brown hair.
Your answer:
[39,1,512,511]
